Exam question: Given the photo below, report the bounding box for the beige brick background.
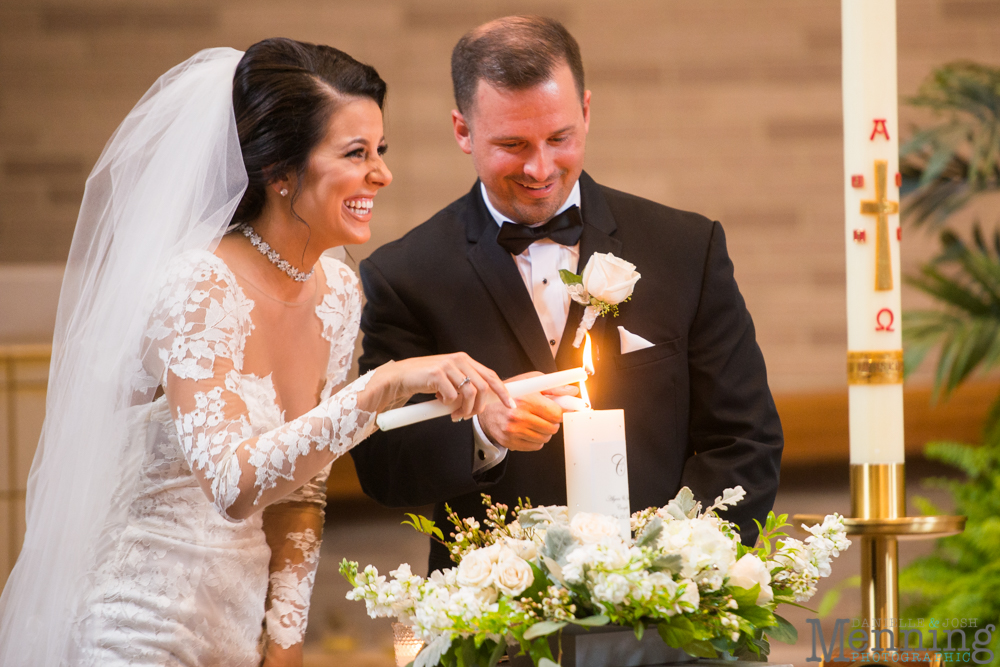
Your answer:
[2,0,1000,393]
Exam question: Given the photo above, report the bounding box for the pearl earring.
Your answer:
[279,188,289,197]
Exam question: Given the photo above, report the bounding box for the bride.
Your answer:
[0,38,512,666]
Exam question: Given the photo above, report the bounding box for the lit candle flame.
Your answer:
[579,332,594,408]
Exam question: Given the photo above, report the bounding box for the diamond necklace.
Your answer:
[239,225,315,283]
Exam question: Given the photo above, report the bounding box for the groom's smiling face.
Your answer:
[452,62,590,226]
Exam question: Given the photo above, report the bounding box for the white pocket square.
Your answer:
[618,326,655,354]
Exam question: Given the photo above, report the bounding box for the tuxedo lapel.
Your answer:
[556,173,622,367]
[465,186,558,374]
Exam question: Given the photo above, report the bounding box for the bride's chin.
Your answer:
[338,219,372,245]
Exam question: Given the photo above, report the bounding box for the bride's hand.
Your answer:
[362,353,515,420]
[260,638,301,667]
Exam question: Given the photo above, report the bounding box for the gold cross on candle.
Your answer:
[860,160,899,291]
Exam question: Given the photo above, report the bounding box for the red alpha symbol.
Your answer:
[851,175,864,188]
[870,119,890,141]
[854,230,867,242]
[875,308,895,332]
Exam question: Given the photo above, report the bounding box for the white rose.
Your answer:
[570,512,622,545]
[727,554,773,605]
[456,548,495,588]
[493,548,535,597]
[503,538,538,562]
[582,252,641,304]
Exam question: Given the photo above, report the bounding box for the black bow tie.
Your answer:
[495,205,583,255]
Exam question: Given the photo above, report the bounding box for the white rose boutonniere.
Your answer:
[560,252,641,347]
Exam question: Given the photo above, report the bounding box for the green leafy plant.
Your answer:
[900,61,1000,228]
[903,225,1000,403]
[897,61,1000,665]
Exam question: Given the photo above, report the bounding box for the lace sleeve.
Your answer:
[318,255,362,397]
[147,252,377,521]
[262,467,328,649]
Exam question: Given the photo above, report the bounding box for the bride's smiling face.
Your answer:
[291,96,392,247]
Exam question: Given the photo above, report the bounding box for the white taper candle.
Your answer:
[375,367,588,431]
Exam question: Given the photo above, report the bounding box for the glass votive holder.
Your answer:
[392,622,424,667]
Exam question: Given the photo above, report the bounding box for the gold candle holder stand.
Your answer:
[795,463,965,667]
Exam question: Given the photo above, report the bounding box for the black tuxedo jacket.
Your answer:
[352,172,783,573]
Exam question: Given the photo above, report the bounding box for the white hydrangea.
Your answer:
[591,572,632,605]
[657,518,737,589]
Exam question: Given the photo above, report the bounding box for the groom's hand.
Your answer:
[478,372,578,452]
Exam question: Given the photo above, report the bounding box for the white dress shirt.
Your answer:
[472,181,582,472]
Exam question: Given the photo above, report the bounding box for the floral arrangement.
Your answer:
[340,487,849,667]
[559,252,641,347]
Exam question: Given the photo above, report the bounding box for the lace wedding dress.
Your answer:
[75,249,377,666]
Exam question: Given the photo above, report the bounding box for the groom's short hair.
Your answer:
[451,15,585,115]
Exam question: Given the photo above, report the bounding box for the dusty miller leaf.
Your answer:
[665,487,701,520]
[542,525,576,565]
[635,517,663,548]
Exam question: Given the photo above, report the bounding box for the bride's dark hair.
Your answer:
[231,37,387,225]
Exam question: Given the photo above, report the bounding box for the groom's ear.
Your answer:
[452,109,473,155]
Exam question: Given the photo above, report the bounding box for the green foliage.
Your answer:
[751,512,790,558]
[523,621,567,640]
[897,62,1000,665]
[900,62,1000,228]
[898,230,1000,659]
[567,615,610,627]
[766,613,798,645]
[658,615,716,657]
[338,559,358,587]
[903,226,1000,402]
[898,429,1000,664]
[436,635,509,667]
[558,269,582,285]
[401,513,445,542]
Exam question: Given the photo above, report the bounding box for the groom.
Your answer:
[351,16,783,573]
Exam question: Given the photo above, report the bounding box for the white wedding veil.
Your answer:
[0,47,248,665]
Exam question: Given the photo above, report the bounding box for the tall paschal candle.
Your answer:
[842,0,904,464]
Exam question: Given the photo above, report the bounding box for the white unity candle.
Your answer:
[563,409,631,539]
[842,0,905,464]
[375,367,588,431]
